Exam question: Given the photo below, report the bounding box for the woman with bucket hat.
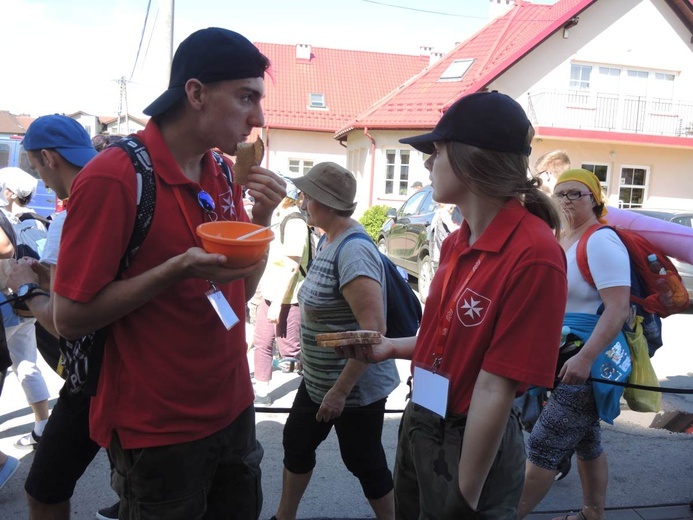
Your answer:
[271,162,399,520]
[334,91,568,518]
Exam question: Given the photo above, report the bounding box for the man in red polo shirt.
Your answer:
[53,28,285,518]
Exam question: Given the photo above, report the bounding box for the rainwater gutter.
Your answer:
[364,126,376,207]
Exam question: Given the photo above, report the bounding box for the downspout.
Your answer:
[364,127,376,207]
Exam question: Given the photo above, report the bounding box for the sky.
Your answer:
[2,0,555,118]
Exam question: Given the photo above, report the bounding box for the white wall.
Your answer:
[261,128,346,176]
[492,0,693,109]
[70,113,99,138]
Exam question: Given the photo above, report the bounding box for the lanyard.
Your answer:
[432,249,487,372]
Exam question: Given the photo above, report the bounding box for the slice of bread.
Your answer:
[315,330,382,348]
[233,138,264,185]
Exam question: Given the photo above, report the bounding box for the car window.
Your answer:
[0,142,11,168]
[672,216,692,228]
[19,146,40,179]
[399,191,426,217]
[422,192,438,214]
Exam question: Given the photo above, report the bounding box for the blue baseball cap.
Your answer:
[23,115,98,168]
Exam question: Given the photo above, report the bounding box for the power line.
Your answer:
[129,0,153,82]
[362,0,488,19]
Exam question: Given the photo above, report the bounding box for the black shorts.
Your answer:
[25,385,102,503]
[282,380,393,500]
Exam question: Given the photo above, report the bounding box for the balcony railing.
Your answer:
[527,90,693,138]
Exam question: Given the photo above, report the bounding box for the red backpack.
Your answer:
[577,224,689,318]
[577,224,690,356]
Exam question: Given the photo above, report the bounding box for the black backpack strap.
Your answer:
[111,136,157,271]
[280,211,311,276]
[18,212,51,228]
[212,151,234,190]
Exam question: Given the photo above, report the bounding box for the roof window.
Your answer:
[439,59,474,82]
[309,93,326,109]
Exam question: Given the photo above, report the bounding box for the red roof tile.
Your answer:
[336,0,597,137]
[255,43,430,132]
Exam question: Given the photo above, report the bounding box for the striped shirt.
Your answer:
[297,225,400,406]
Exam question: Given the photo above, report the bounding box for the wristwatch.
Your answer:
[16,283,48,300]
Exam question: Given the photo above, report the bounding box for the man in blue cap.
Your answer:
[5,114,117,519]
[52,28,285,518]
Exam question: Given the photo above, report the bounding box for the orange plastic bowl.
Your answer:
[196,221,274,268]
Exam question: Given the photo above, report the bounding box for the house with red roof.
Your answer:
[67,111,148,137]
[252,42,435,178]
[336,0,693,213]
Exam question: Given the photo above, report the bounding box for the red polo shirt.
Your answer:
[412,199,567,415]
[54,121,253,449]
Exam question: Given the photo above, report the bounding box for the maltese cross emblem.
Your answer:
[456,289,491,327]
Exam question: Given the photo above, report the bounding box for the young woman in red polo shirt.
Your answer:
[336,91,567,519]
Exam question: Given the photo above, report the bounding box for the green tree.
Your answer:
[359,205,391,241]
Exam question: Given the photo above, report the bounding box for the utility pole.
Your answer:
[116,76,130,135]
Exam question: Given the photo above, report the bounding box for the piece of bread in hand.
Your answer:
[315,330,382,348]
[233,137,264,185]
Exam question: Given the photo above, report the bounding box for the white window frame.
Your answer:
[439,59,474,82]
[288,158,314,176]
[308,93,326,110]
[569,64,592,91]
[618,164,649,209]
[384,149,411,196]
[581,163,610,195]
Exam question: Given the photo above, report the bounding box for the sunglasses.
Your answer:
[553,190,593,201]
[197,190,218,221]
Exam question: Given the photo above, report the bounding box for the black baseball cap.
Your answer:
[399,91,532,156]
[143,27,270,117]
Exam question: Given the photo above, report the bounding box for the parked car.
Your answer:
[626,208,693,300]
[378,186,463,303]
[0,135,58,217]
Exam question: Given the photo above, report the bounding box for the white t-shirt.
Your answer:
[40,210,66,266]
[565,227,630,315]
[260,207,309,304]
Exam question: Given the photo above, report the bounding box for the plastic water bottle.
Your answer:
[559,326,571,347]
[647,254,674,308]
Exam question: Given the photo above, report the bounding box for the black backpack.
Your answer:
[328,232,422,338]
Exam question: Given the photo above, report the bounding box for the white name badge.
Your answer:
[411,366,449,418]
[206,287,239,330]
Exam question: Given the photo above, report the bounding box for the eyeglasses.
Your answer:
[553,190,593,201]
[197,190,218,221]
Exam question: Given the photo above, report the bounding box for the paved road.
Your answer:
[1,315,691,519]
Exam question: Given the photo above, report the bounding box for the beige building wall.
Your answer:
[259,129,346,177]
[531,139,693,210]
[346,130,431,217]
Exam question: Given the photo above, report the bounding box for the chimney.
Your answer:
[296,43,311,60]
[419,46,433,57]
[429,52,443,66]
[489,0,515,20]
